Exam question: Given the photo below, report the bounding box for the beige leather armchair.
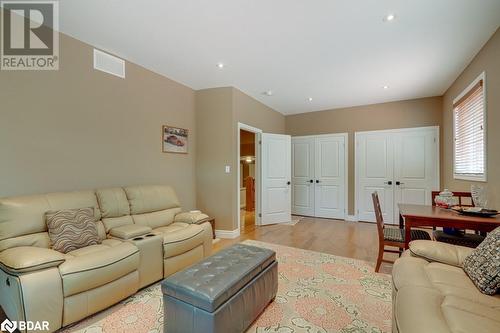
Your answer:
[392,240,500,333]
[0,185,212,332]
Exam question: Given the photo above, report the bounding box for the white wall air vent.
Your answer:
[93,49,125,78]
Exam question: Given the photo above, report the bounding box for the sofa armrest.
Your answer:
[0,246,66,275]
[409,240,473,267]
[174,211,210,224]
[109,225,153,240]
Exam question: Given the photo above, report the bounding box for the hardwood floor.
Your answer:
[215,216,399,274]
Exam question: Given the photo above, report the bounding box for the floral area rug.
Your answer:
[59,240,392,333]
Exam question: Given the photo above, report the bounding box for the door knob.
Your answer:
[287,181,291,185]
[316,180,320,183]
[309,179,314,183]
[384,181,393,185]
[396,181,404,186]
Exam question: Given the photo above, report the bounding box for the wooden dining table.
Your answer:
[398,204,500,249]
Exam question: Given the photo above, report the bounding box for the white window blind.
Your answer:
[453,77,485,181]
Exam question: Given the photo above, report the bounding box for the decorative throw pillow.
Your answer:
[463,226,500,295]
[46,207,101,254]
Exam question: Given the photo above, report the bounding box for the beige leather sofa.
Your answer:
[0,185,212,332]
[392,240,500,333]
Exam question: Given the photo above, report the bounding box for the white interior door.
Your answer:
[393,128,439,221]
[356,132,395,223]
[314,136,346,219]
[261,133,292,224]
[291,137,315,216]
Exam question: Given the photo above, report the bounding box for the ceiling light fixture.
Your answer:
[263,90,273,96]
[308,97,313,102]
[216,62,224,69]
[383,14,396,22]
[383,85,389,90]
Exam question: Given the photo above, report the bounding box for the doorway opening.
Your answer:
[239,129,256,232]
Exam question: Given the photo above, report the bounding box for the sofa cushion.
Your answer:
[463,226,500,295]
[96,188,130,218]
[395,286,500,333]
[409,240,473,267]
[59,240,139,297]
[393,256,500,309]
[46,208,101,254]
[0,190,101,246]
[124,185,180,215]
[154,222,206,258]
[0,246,65,274]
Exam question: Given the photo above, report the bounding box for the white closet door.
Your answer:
[356,127,440,224]
[393,128,439,221]
[261,133,292,225]
[292,137,315,216]
[314,136,346,219]
[356,132,395,223]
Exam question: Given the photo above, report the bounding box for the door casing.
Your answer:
[237,123,262,234]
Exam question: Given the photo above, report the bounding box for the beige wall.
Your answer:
[285,97,443,215]
[442,28,500,209]
[195,87,234,231]
[195,87,285,231]
[0,33,198,209]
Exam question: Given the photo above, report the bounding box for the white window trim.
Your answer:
[452,71,487,182]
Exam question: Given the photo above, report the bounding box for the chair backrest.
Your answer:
[371,192,385,242]
[431,191,475,207]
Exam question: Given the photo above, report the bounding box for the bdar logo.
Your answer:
[0,319,17,333]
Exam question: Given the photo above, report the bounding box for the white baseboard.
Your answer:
[345,215,358,222]
[215,229,240,239]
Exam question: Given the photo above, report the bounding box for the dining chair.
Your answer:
[372,192,431,272]
[431,191,486,248]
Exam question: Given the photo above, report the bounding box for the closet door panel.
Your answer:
[393,128,439,221]
[291,138,315,216]
[356,133,394,223]
[314,136,346,219]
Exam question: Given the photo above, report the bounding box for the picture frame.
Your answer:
[162,125,188,154]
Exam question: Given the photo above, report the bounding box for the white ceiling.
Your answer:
[59,0,500,115]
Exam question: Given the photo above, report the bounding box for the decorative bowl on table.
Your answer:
[434,189,458,208]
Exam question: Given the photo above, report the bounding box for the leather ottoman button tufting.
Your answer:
[162,244,278,333]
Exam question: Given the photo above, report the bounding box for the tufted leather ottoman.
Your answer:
[161,243,278,333]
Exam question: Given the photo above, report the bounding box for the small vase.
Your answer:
[471,185,487,208]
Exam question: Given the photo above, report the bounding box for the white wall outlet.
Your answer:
[225,165,231,173]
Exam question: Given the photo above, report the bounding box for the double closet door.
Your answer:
[356,126,439,224]
[292,134,347,219]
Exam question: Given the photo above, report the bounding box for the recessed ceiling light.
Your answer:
[383,14,396,22]
[216,63,224,69]
[263,90,273,96]
[308,97,313,102]
[383,85,389,90]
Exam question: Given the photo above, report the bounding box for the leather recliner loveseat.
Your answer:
[0,185,212,332]
[392,240,500,333]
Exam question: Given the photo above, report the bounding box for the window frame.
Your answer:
[452,71,487,182]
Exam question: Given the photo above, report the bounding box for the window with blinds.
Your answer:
[453,73,486,181]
